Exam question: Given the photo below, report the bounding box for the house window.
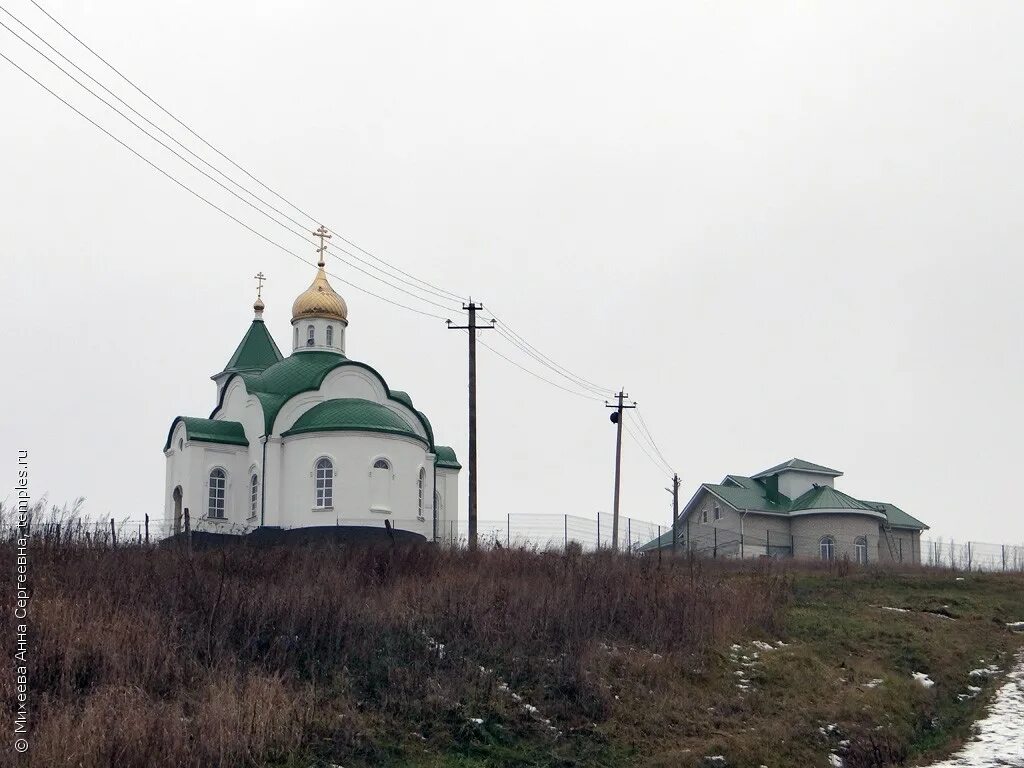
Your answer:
[373,458,390,470]
[294,326,299,347]
[315,457,334,508]
[208,468,226,519]
[701,507,708,524]
[307,325,315,346]
[417,467,426,519]
[855,536,868,564]
[178,438,183,451]
[819,535,835,561]
[714,505,721,521]
[249,473,259,518]
[326,325,334,346]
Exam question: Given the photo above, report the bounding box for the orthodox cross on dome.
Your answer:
[254,271,266,300]
[313,225,331,267]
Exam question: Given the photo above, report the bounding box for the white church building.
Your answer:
[163,240,460,543]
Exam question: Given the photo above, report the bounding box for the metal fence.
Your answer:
[4,504,1024,573]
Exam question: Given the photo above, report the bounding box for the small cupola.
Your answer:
[291,226,348,354]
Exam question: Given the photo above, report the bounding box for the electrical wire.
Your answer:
[623,422,673,477]
[486,310,617,396]
[0,15,461,315]
[27,0,467,305]
[633,407,673,472]
[472,334,605,402]
[0,47,449,321]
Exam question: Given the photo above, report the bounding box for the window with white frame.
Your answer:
[326,325,334,346]
[701,507,708,523]
[315,457,334,508]
[249,473,259,518]
[307,324,315,346]
[208,468,226,519]
[417,467,426,519]
[819,535,835,561]
[370,458,391,511]
[714,505,721,521]
[854,535,868,564]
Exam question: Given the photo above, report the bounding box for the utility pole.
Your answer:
[447,301,494,549]
[665,472,680,554]
[605,389,636,551]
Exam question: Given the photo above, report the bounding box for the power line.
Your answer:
[473,335,605,402]
[26,0,467,305]
[489,323,613,397]
[633,407,673,472]
[0,14,460,315]
[0,47,449,321]
[624,422,672,476]
[18,0,626,411]
[487,310,617,396]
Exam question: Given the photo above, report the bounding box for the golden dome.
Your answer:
[291,264,348,322]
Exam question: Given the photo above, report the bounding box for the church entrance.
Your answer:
[172,486,183,535]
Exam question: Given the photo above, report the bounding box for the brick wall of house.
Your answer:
[790,513,881,562]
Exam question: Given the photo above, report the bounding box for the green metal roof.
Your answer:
[218,352,433,443]
[862,500,929,531]
[222,319,283,374]
[281,398,426,445]
[790,485,876,512]
[390,390,414,410]
[706,482,791,514]
[752,458,842,478]
[434,445,461,469]
[164,417,248,450]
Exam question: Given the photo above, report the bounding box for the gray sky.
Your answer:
[2,1,1022,545]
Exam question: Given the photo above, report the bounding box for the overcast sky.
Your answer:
[1,1,1022,546]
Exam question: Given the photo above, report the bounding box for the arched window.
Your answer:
[370,458,391,511]
[326,325,334,346]
[701,507,708,523]
[307,324,315,346]
[315,457,333,508]
[417,467,426,519]
[819,535,835,561]
[208,468,226,519]
[294,326,299,347]
[249,473,259,518]
[855,535,868,564]
[714,505,722,521]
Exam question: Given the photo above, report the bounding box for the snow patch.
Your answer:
[912,672,936,688]
[878,606,910,613]
[1006,621,1024,632]
[828,753,844,767]
[863,678,884,689]
[925,650,1024,767]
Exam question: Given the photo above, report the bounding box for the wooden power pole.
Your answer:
[447,302,494,549]
[605,389,636,551]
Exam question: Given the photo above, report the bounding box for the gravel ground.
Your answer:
[927,649,1024,767]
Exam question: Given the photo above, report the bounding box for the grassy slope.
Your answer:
[396,568,1024,768]
[613,569,1024,768]
[3,544,1023,768]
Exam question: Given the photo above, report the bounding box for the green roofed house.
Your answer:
[640,459,927,564]
[163,257,460,543]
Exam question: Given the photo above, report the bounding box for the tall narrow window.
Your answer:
[714,505,721,521]
[326,325,334,346]
[819,535,835,561]
[208,468,226,519]
[249,473,259,518]
[417,467,426,519]
[307,325,315,346]
[371,458,391,511]
[315,458,333,508]
[294,326,299,347]
[855,535,868,564]
[701,507,708,523]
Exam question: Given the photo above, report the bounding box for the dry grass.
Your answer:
[0,541,790,768]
